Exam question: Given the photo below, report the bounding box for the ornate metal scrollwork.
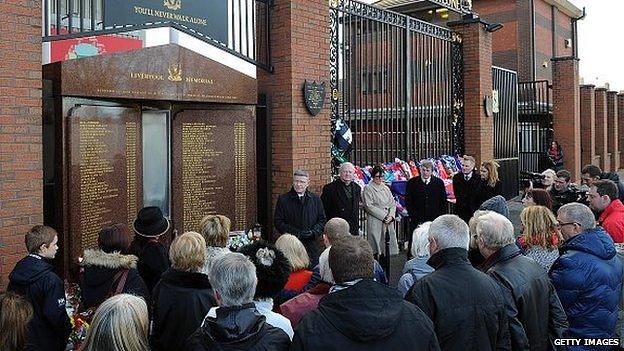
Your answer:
[451,32,465,156]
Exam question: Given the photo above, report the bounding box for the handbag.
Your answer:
[78,268,130,323]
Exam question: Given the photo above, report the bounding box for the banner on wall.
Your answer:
[103,0,228,43]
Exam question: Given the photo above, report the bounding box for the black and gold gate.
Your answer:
[329,0,464,167]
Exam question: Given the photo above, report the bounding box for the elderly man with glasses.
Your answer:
[549,202,623,347]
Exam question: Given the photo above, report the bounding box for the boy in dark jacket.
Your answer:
[8,225,72,351]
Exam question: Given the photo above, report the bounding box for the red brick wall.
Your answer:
[595,89,610,172]
[555,9,574,58]
[257,0,331,235]
[552,58,580,181]
[449,20,493,163]
[619,94,624,169]
[516,0,533,81]
[474,0,576,82]
[472,0,517,72]
[579,85,596,168]
[0,0,42,289]
[607,92,619,170]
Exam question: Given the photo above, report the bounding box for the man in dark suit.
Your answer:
[452,155,483,224]
[274,170,327,266]
[405,160,447,258]
[321,162,361,236]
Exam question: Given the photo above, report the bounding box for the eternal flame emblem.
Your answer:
[163,0,182,11]
[168,64,183,82]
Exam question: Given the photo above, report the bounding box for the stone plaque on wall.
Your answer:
[172,108,256,233]
[66,105,143,259]
[56,44,257,104]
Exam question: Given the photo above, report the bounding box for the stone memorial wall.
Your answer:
[67,105,143,258]
[172,108,257,233]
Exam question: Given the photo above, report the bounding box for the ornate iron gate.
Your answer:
[518,80,553,173]
[329,0,464,168]
[492,67,519,199]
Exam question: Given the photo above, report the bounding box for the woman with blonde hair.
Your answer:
[152,232,216,351]
[275,234,312,304]
[0,291,33,351]
[80,294,149,351]
[478,160,502,206]
[517,206,562,271]
[198,214,232,275]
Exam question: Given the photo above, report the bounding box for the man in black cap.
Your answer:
[129,206,171,293]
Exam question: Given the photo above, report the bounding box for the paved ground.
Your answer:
[387,196,525,288]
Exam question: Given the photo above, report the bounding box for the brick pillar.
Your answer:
[257,0,331,234]
[595,88,610,172]
[580,85,596,168]
[551,57,581,182]
[448,17,493,162]
[0,0,42,289]
[607,91,620,170]
[619,93,624,168]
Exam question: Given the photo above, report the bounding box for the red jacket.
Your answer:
[599,199,624,243]
[279,282,331,328]
[284,269,313,292]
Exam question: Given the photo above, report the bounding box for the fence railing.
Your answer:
[492,67,519,199]
[518,80,551,116]
[42,0,273,71]
[329,0,464,169]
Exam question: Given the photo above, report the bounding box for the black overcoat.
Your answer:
[321,179,361,236]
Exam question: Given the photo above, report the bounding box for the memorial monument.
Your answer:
[43,44,257,276]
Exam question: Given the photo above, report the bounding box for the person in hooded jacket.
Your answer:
[185,252,290,350]
[291,237,440,351]
[7,225,72,351]
[129,206,171,294]
[80,223,149,310]
[476,212,568,351]
[550,203,623,348]
[151,232,217,351]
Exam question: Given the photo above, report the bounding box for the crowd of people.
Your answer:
[2,158,624,350]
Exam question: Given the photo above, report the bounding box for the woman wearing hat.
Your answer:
[129,206,171,293]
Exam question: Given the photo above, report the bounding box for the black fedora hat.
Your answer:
[133,206,170,237]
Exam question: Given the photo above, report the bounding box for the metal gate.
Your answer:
[492,67,519,199]
[518,80,553,173]
[329,0,464,168]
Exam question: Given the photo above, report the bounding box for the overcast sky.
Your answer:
[572,0,624,91]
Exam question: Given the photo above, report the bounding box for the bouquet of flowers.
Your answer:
[65,282,91,350]
[227,225,263,251]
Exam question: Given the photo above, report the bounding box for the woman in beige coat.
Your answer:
[363,165,399,257]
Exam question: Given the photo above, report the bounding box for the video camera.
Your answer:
[519,171,546,189]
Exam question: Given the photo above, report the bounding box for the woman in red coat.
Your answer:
[275,234,313,305]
